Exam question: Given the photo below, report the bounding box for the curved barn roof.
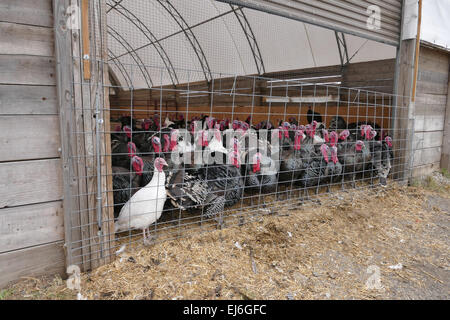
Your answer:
[106,0,397,89]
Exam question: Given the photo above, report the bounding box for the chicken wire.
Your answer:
[65,0,411,270]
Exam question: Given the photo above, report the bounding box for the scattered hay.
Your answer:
[4,173,449,300]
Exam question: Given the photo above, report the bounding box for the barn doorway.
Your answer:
[62,0,409,271]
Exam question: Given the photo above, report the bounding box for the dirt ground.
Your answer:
[2,172,449,300]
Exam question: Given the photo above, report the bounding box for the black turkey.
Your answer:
[307,106,323,124]
[112,141,139,168]
[112,156,143,219]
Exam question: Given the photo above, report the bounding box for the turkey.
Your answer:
[337,139,372,189]
[242,148,278,206]
[277,129,305,200]
[198,136,244,226]
[112,141,139,168]
[304,121,325,145]
[307,106,323,124]
[112,156,143,219]
[301,144,342,198]
[362,127,391,186]
[134,136,163,186]
[328,115,348,132]
[115,157,168,244]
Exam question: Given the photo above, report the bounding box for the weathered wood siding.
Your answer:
[412,46,449,177]
[0,1,65,288]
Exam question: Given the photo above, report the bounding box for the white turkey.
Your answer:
[114,157,168,243]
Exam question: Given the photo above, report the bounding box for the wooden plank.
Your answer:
[415,93,447,107]
[442,67,450,171]
[418,47,450,74]
[0,55,56,86]
[0,0,53,28]
[0,242,65,289]
[413,131,444,150]
[393,38,416,180]
[71,35,90,270]
[412,162,440,178]
[81,0,91,80]
[416,80,448,95]
[54,0,82,270]
[414,115,445,132]
[0,22,54,56]
[100,0,116,264]
[0,85,57,115]
[413,146,442,167]
[0,159,63,209]
[0,116,61,162]
[0,201,64,253]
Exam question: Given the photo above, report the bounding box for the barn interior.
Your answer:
[106,0,399,132]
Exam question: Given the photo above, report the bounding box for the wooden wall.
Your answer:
[0,0,65,288]
[110,59,396,131]
[412,46,450,177]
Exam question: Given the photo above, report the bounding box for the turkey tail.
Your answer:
[204,195,226,219]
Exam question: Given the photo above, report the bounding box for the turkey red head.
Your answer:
[290,124,297,131]
[151,136,161,153]
[385,136,393,148]
[241,122,250,131]
[339,130,350,141]
[163,134,170,153]
[294,130,304,151]
[320,144,329,163]
[329,131,338,147]
[367,130,377,140]
[131,156,144,176]
[169,129,178,151]
[363,125,373,139]
[123,125,132,139]
[282,122,290,138]
[199,130,209,147]
[127,142,137,157]
[360,124,368,138]
[322,129,330,143]
[252,152,262,173]
[229,150,241,168]
[355,140,365,152]
[330,146,338,164]
[114,124,121,132]
[142,119,152,131]
[154,157,168,173]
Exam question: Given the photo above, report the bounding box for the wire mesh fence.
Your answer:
[67,60,409,269]
[64,0,411,270]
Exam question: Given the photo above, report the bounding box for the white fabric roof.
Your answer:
[421,0,450,49]
[107,0,399,88]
